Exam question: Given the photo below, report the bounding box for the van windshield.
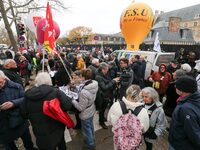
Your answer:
[155,54,175,66]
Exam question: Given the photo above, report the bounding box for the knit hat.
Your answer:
[175,75,197,93]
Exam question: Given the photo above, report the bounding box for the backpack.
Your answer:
[27,62,32,71]
[43,97,74,128]
[113,101,143,150]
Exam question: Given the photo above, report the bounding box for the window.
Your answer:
[194,22,198,26]
[155,55,175,66]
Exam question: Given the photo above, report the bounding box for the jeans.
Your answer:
[4,128,34,150]
[81,116,95,148]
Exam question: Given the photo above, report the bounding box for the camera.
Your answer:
[116,69,130,83]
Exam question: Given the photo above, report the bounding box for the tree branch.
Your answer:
[13,0,34,9]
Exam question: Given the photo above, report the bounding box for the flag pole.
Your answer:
[42,47,45,72]
[57,54,72,80]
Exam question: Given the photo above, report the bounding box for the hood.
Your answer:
[78,58,84,62]
[122,97,144,107]
[25,85,54,101]
[83,80,98,95]
[155,100,163,107]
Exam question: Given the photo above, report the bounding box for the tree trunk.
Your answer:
[0,0,18,52]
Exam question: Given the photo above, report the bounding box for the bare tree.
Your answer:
[0,25,11,45]
[0,0,68,52]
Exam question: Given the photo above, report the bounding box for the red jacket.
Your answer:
[149,71,172,95]
[19,60,29,76]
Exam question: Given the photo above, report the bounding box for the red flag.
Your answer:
[44,2,56,54]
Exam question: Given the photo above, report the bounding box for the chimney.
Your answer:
[169,17,181,32]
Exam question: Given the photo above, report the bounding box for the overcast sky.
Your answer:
[52,0,200,36]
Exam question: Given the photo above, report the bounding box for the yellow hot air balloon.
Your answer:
[120,2,154,50]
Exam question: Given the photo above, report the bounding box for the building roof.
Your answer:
[144,27,194,43]
[143,4,200,44]
[156,4,200,23]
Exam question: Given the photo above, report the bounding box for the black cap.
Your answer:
[175,75,197,93]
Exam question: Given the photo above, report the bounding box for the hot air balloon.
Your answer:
[120,2,154,50]
[36,18,60,45]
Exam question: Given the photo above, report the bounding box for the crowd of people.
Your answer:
[0,47,200,150]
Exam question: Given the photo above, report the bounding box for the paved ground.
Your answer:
[5,112,169,150]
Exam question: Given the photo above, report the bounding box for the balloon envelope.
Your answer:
[24,13,42,34]
[120,2,153,50]
[36,18,60,45]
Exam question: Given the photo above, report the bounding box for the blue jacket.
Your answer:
[169,92,200,150]
[0,80,28,144]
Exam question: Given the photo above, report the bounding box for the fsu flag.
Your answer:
[44,2,55,54]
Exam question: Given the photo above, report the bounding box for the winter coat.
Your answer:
[163,82,179,117]
[20,85,72,149]
[107,97,149,133]
[95,72,116,110]
[72,80,98,120]
[118,66,134,99]
[88,64,98,79]
[76,58,85,70]
[54,67,70,86]
[0,80,29,144]
[3,68,23,87]
[169,92,200,150]
[131,60,143,84]
[18,60,29,76]
[149,71,172,95]
[144,101,168,143]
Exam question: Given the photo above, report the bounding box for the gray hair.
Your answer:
[0,70,6,78]
[35,72,52,86]
[174,69,187,80]
[141,87,159,102]
[98,62,108,72]
[91,58,99,64]
[126,84,141,102]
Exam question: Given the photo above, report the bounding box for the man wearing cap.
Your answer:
[169,75,200,150]
[166,60,180,78]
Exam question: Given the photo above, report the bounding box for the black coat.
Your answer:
[3,68,23,87]
[0,80,29,144]
[21,85,72,149]
[95,72,116,110]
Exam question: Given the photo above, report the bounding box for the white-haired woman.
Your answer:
[21,72,72,150]
[141,87,168,150]
[107,85,149,149]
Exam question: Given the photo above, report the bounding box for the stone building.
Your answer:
[88,32,125,45]
[144,4,200,46]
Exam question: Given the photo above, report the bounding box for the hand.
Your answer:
[149,77,154,82]
[113,77,120,83]
[0,101,14,110]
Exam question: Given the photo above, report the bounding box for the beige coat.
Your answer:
[107,97,149,133]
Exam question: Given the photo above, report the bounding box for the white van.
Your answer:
[111,50,175,79]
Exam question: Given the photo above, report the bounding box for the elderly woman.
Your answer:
[21,72,72,150]
[141,87,168,150]
[72,69,98,150]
